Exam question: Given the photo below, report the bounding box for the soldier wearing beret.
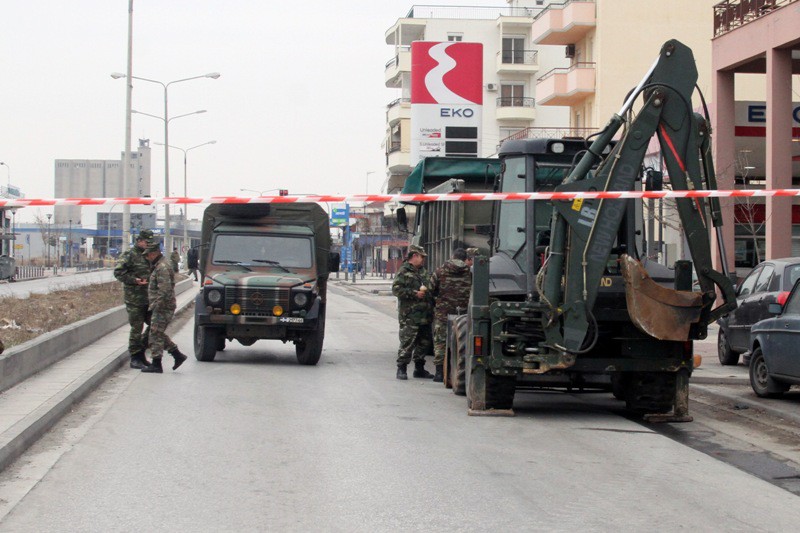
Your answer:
[113,229,155,369]
[391,244,435,380]
[429,247,475,382]
[141,242,188,373]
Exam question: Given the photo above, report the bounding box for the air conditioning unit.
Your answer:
[565,44,576,58]
[486,83,498,92]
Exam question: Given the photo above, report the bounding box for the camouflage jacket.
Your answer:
[113,246,151,306]
[392,261,434,325]
[149,254,176,312]
[170,251,180,272]
[430,259,472,322]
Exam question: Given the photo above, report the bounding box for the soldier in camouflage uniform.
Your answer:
[141,242,188,373]
[391,244,435,380]
[429,248,475,382]
[113,229,154,369]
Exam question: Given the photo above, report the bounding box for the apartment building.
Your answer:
[384,1,570,195]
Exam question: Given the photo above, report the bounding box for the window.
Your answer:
[500,83,525,107]
[754,264,775,293]
[212,234,313,269]
[447,34,463,42]
[737,267,761,297]
[502,36,525,64]
[784,283,800,315]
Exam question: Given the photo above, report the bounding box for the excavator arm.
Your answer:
[541,39,736,354]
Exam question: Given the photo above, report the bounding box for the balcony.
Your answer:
[536,63,596,106]
[495,96,536,121]
[386,98,411,125]
[713,0,796,37]
[532,0,596,46]
[384,47,411,88]
[496,49,539,74]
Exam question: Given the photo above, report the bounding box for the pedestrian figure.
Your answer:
[113,229,154,369]
[391,244,435,380]
[430,248,475,382]
[141,242,188,373]
[187,246,199,281]
[170,247,180,273]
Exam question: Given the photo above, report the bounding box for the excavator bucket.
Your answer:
[620,255,703,341]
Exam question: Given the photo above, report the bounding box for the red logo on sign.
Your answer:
[411,42,483,105]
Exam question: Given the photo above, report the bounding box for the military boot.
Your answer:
[413,360,434,379]
[141,356,163,374]
[433,364,444,383]
[396,364,408,380]
[129,350,148,370]
[169,347,188,370]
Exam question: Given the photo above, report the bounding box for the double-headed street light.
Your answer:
[154,140,216,265]
[111,72,220,252]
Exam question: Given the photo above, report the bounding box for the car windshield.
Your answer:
[212,234,313,269]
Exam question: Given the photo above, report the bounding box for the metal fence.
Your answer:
[713,0,797,37]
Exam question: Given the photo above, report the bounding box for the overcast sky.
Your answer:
[1,0,505,221]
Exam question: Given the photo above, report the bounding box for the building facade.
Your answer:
[384,1,570,195]
[712,0,800,272]
[54,138,152,226]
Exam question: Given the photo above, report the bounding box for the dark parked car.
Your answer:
[749,278,800,397]
[717,258,800,366]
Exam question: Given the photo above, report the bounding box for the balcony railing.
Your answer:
[532,0,595,21]
[387,98,411,109]
[387,141,402,154]
[498,49,538,66]
[497,97,535,108]
[713,0,797,37]
[537,62,596,83]
[501,126,598,143]
[406,5,542,19]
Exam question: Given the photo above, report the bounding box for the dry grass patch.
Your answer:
[0,282,124,350]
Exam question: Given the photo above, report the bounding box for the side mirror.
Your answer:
[396,207,408,232]
[329,252,340,273]
[768,302,782,315]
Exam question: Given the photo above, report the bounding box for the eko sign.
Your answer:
[410,41,483,165]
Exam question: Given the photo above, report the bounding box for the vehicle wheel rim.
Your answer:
[755,358,769,388]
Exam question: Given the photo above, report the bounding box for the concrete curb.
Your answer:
[691,382,800,426]
[0,278,193,395]
[0,282,195,473]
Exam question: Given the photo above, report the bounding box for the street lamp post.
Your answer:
[154,140,216,265]
[68,219,73,268]
[112,71,220,252]
[1,162,12,258]
[46,213,52,268]
[0,161,10,189]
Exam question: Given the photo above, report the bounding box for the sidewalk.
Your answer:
[0,285,196,471]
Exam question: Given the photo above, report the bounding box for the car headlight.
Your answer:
[207,289,222,305]
[293,292,309,308]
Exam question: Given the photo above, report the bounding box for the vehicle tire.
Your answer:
[624,372,674,414]
[749,347,789,398]
[296,314,325,366]
[611,374,626,401]
[194,323,219,362]
[451,315,468,396]
[216,336,226,351]
[486,372,516,410]
[717,329,739,366]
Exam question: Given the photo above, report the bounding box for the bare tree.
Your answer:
[33,212,63,266]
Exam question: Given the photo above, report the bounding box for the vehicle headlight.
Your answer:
[293,292,309,307]
[207,289,222,305]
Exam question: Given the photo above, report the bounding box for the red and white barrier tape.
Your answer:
[0,189,798,208]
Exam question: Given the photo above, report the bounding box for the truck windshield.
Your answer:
[212,234,313,269]
[496,156,526,258]
[496,156,571,265]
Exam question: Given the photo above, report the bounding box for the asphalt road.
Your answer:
[0,284,798,531]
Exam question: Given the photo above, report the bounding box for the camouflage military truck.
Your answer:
[193,203,339,365]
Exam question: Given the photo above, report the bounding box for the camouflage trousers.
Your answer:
[433,319,448,366]
[126,303,151,356]
[396,321,433,365]
[149,305,177,358]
